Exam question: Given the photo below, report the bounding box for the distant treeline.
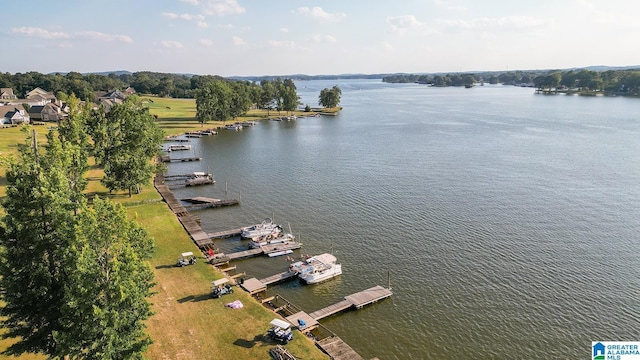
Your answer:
[382,68,640,95]
[0,71,229,100]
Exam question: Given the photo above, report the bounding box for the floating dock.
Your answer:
[161,156,202,163]
[182,197,239,209]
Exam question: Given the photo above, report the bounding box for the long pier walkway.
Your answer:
[154,173,214,249]
[308,285,393,320]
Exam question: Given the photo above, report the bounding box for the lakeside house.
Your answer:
[94,89,128,112]
[28,102,67,122]
[0,104,30,125]
[26,87,56,103]
[1,88,17,100]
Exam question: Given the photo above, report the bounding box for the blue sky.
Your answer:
[3,0,639,76]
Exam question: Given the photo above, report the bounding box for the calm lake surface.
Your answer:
[168,80,640,359]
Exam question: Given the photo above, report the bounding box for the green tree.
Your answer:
[56,197,154,359]
[259,80,277,116]
[318,85,342,108]
[195,80,233,126]
[0,129,79,357]
[92,96,165,196]
[56,94,90,212]
[281,79,299,114]
[229,81,252,120]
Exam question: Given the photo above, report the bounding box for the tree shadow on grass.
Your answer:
[233,334,269,349]
[177,293,211,303]
[155,264,177,269]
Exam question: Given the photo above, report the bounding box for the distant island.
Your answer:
[381,66,640,96]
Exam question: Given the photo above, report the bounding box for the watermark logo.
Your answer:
[592,342,640,360]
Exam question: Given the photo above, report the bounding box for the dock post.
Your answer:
[225,181,228,193]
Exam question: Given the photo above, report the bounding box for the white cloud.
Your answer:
[76,31,133,43]
[387,15,426,34]
[312,34,337,43]
[232,36,246,46]
[197,21,209,28]
[162,12,205,21]
[200,0,245,16]
[280,28,289,33]
[160,40,184,48]
[10,27,69,39]
[438,16,549,31]
[294,7,346,22]
[10,27,133,43]
[180,0,199,4]
[268,39,296,48]
[200,39,214,46]
[218,24,234,29]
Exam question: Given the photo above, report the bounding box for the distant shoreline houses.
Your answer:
[1,86,136,125]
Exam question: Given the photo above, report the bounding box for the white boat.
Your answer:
[241,219,282,239]
[290,253,342,284]
[185,172,215,186]
[241,121,256,126]
[268,250,293,258]
[225,123,243,130]
[249,233,295,249]
[168,144,191,151]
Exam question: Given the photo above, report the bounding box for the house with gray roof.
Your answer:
[0,105,30,125]
[28,102,66,122]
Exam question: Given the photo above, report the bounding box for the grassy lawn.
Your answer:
[0,106,329,359]
[144,96,325,137]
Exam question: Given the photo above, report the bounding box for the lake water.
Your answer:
[168,80,640,359]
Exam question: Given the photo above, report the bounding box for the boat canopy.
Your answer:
[312,253,337,264]
[181,252,194,258]
[192,171,206,177]
[270,319,291,329]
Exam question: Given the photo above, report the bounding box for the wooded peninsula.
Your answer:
[381,67,640,95]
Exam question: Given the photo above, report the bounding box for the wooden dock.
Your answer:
[207,228,242,239]
[240,270,299,295]
[226,242,301,261]
[154,173,215,249]
[182,197,239,209]
[309,286,393,320]
[160,156,202,163]
[316,336,365,360]
[259,270,298,286]
[164,138,190,142]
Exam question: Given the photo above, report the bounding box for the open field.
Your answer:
[144,96,328,137]
[0,104,329,359]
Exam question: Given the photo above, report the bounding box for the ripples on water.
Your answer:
[169,81,640,359]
